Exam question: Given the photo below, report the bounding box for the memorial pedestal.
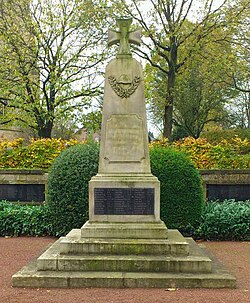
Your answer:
[89,174,160,222]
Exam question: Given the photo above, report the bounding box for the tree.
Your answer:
[0,0,111,138]
[144,20,240,138]
[226,90,250,129]
[173,64,229,138]
[120,0,249,140]
[145,54,231,139]
[220,2,250,128]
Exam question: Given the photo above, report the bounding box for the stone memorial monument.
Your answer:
[12,18,236,288]
[87,17,162,227]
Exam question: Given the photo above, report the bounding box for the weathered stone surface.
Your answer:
[12,238,236,289]
[80,221,168,239]
[104,114,145,163]
[61,228,188,256]
[36,231,209,274]
[98,57,150,174]
[50,255,212,273]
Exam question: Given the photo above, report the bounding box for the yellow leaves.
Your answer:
[1,135,249,170]
[0,138,24,151]
[0,138,81,169]
[150,136,250,170]
[149,138,169,148]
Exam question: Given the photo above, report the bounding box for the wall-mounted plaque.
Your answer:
[0,184,45,202]
[94,187,154,215]
[207,184,250,201]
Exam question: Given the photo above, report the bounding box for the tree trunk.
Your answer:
[163,104,173,141]
[37,120,53,138]
[247,92,250,128]
[163,36,177,141]
[37,82,55,138]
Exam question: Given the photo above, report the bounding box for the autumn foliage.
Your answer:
[0,136,249,170]
[150,136,250,169]
[0,138,79,169]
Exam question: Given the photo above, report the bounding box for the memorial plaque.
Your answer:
[104,114,145,163]
[94,188,154,215]
[0,184,45,202]
[207,184,250,201]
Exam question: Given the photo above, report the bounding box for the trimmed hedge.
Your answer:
[0,201,50,236]
[1,200,249,240]
[0,138,78,169]
[47,142,99,236]
[150,146,204,229]
[172,137,250,169]
[46,144,204,236]
[1,136,249,170]
[197,200,250,241]
[3,143,248,241]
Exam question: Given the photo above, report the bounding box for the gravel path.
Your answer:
[0,237,249,303]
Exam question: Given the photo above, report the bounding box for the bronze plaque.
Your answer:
[94,188,154,215]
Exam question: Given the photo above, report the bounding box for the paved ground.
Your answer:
[0,237,249,303]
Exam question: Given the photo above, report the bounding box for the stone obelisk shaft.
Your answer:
[89,18,160,222]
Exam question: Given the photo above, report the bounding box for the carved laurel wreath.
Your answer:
[108,76,141,98]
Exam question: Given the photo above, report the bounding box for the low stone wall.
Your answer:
[199,169,250,201]
[0,170,48,203]
[0,169,249,203]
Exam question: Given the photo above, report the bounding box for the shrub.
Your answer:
[47,143,204,236]
[172,137,250,169]
[150,147,204,229]
[47,142,99,236]
[201,129,250,143]
[197,200,250,241]
[1,136,249,170]
[0,138,78,169]
[0,201,51,236]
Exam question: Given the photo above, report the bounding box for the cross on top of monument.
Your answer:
[108,17,141,58]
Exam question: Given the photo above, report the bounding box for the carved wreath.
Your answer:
[108,76,141,98]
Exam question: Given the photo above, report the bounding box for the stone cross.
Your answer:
[108,17,141,57]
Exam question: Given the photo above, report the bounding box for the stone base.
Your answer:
[12,224,236,288]
[80,221,168,239]
[89,174,160,222]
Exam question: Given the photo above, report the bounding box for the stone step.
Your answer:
[60,229,189,256]
[37,236,211,274]
[11,233,237,289]
[80,221,168,239]
[12,265,236,289]
[38,253,212,273]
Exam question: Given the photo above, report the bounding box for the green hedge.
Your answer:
[150,146,204,229]
[0,201,51,236]
[47,142,99,236]
[46,144,204,236]
[197,200,250,241]
[0,200,249,240]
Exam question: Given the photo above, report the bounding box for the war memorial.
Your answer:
[12,18,236,289]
